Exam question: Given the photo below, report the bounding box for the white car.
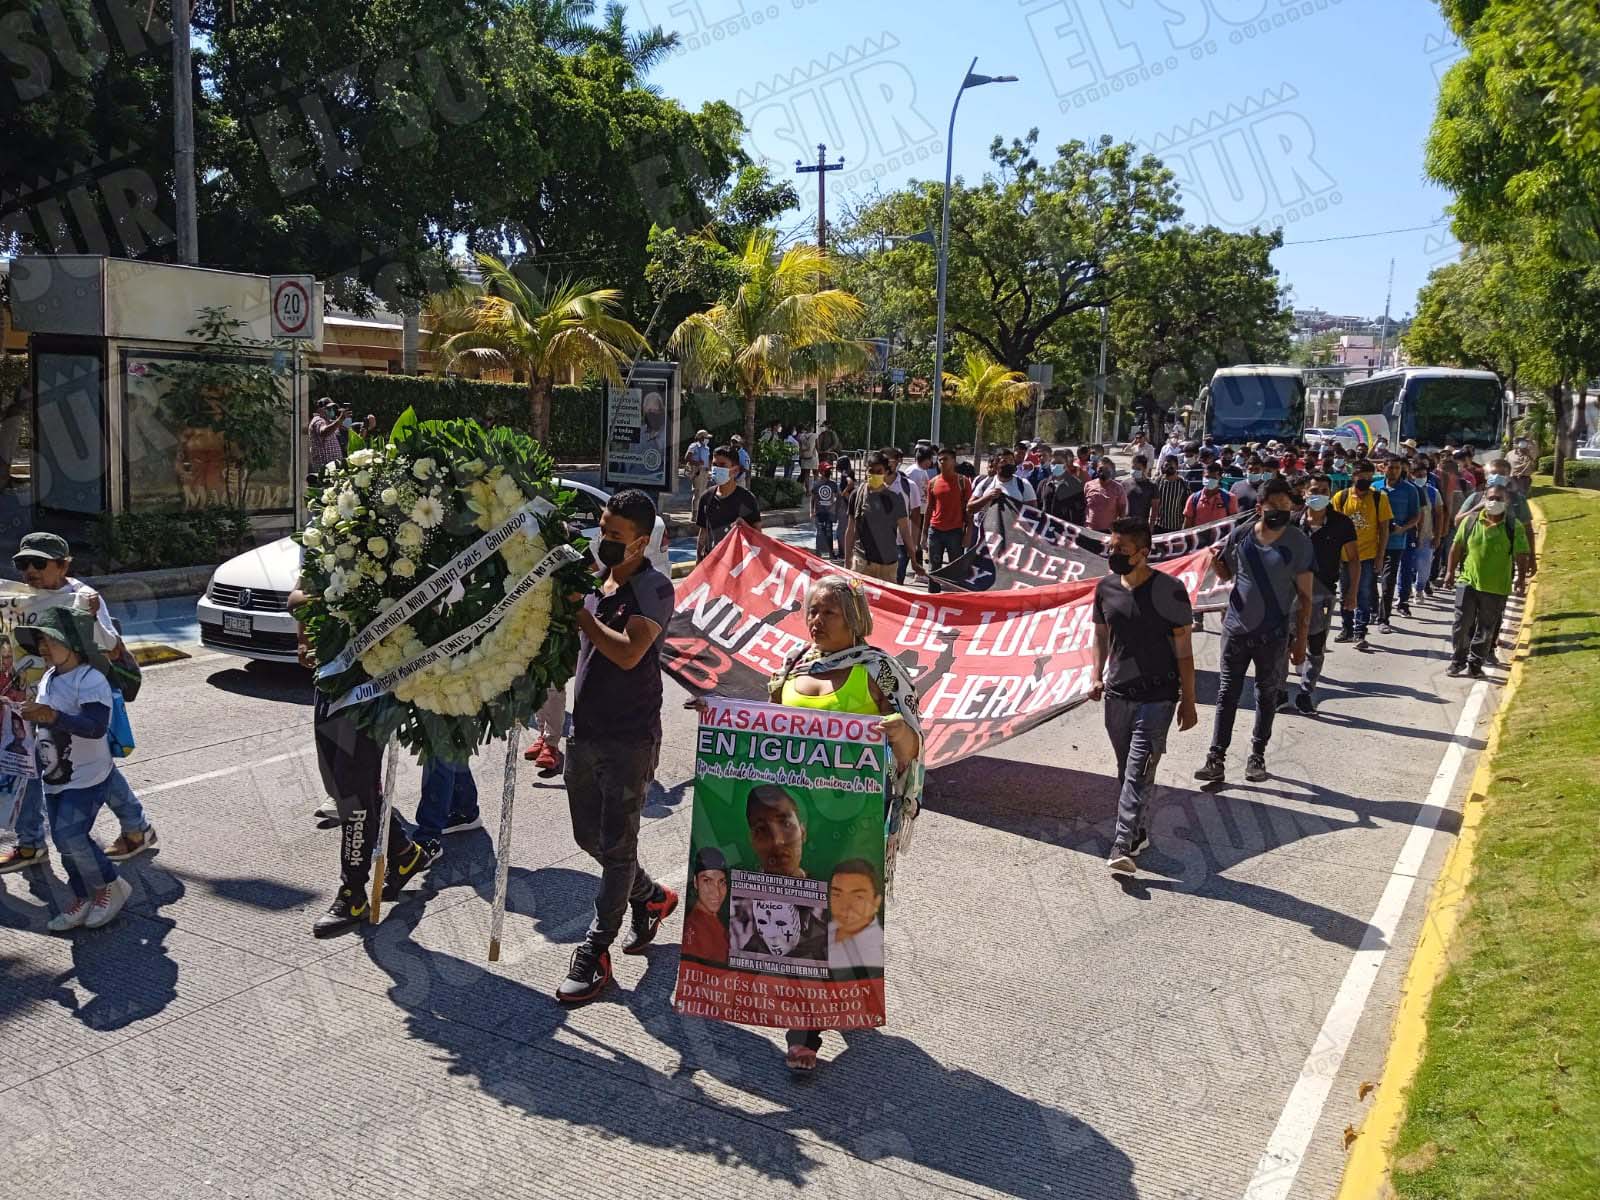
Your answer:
[197,478,671,664]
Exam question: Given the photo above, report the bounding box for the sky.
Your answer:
[647,0,1464,321]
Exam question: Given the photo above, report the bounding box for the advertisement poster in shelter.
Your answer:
[602,362,680,492]
[673,697,890,1030]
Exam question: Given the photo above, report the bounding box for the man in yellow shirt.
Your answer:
[1330,459,1391,650]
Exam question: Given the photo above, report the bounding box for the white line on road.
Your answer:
[137,748,311,797]
[1243,680,1490,1200]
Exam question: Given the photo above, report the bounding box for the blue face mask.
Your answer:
[709,465,731,486]
[1486,473,1508,487]
[1248,473,1266,484]
[1305,494,1331,511]
[1050,464,1066,477]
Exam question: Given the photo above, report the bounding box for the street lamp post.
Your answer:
[930,57,1017,448]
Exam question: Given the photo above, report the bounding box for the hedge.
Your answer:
[308,370,999,461]
[1536,455,1600,487]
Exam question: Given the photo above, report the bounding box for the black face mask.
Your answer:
[1262,508,1292,530]
[1107,552,1137,576]
[1355,477,1372,491]
[596,538,633,568]
[999,465,1016,479]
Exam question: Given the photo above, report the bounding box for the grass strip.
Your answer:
[1390,483,1600,1198]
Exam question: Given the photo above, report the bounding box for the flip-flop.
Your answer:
[785,1046,818,1074]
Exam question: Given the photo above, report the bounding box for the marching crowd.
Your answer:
[0,418,1538,1075]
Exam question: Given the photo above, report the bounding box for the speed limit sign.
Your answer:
[269,275,316,339]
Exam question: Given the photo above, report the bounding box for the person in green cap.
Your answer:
[14,606,132,930]
[0,533,157,875]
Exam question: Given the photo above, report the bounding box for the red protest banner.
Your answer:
[663,523,1217,769]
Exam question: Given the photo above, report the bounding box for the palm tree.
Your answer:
[668,230,871,447]
[942,353,1033,457]
[434,254,648,442]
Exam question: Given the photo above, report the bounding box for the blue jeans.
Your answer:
[47,778,118,899]
[1103,697,1176,850]
[413,760,479,842]
[814,513,835,558]
[1342,559,1379,636]
[12,763,147,850]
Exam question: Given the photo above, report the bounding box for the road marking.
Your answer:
[1243,680,1490,1200]
[137,748,311,797]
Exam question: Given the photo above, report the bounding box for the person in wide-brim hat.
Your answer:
[13,605,113,679]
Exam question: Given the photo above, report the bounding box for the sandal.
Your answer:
[785,1045,818,1074]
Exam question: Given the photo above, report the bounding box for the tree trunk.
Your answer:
[972,412,985,465]
[743,391,757,455]
[1550,380,1569,487]
[529,377,550,445]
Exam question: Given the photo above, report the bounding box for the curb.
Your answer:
[129,642,193,666]
[1332,506,1546,1200]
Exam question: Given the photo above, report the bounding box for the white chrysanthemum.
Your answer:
[410,495,444,529]
[353,470,372,489]
[336,490,360,520]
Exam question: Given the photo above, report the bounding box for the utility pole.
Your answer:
[1376,257,1395,369]
[1093,305,1109,442]
[796,144,844,425]
[172,0,198,263]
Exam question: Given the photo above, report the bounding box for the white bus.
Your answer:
[1334,367,1507,452]
[1194,365,1308,443]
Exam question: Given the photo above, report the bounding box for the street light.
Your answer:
[931,58,1018,448]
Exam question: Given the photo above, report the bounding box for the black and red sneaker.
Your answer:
[555,942,612,1004]
[622,887,679,955]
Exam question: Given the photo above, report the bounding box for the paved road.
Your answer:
[0,579,1517,1200]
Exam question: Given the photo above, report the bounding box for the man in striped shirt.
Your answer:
[1153,457,1193,534]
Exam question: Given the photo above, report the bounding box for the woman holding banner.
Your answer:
[764,574,924,1074]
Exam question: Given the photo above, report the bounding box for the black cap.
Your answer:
[14,532,69,563]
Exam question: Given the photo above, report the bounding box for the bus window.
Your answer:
[1207,374,1306,442]
[1402,377,1502,447]
[1339,375,1402,417]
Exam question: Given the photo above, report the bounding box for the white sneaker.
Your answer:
[47,896,92,933]
[84,876,132,929]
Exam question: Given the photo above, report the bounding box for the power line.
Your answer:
[1280,222,1450,247]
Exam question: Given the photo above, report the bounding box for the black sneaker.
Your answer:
[1294,691,1316,716]
[622,887,679,955]
[555,943,612,1004]
[1446,662,1467,677]
[1357,637,1372,652]
[442,811,483,834]
[1396,604,1413,618]
[382,838,442,901]
[1334,629,1356,644]
[1244,754,1269,783]
[1130,829,1150,856]
[1482,652,1501,669]
[1467,663,1486,679]
[313,803,341,830]
[1193,754,1225,783]
[1378,621,1396,634]
[313,887,369,938]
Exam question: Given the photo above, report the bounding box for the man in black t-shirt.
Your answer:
[558,490,681,1005]
[1091,518,1198,874]
[1037,447,1086,525]
[809,463,841,559]
[694,444,762,557]
[1124,454,1156,523]
[1291,473,1359,714]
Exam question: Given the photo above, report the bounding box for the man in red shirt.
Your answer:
[1185,462,1239,632]
[1083,456,1129,532]
[924,447,974,593]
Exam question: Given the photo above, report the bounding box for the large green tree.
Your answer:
[843,131,1182,372]
[1428,0,1600,264]
[1108,225,1291,426]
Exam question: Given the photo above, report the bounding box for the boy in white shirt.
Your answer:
[16,607,132,930]
[0,533,155,875]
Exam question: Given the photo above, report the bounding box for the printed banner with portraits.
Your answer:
[0,582,58,787]
[673,697,890,1030]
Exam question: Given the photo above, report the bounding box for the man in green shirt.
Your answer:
[1444,482,1531,677]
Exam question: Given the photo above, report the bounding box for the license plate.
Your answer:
[222,613,252,636]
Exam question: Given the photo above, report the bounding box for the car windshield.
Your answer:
[1403,377,1501,447]
[1208,374,1305,441]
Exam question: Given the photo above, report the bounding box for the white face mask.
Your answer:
[753,900,802,956]
[1484,499,1508,516]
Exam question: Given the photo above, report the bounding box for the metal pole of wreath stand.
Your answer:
[487,724,523,960]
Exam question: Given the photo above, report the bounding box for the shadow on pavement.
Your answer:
[357,854,1135,1198]
[204,661,314,705]
[929,755,1411,950]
